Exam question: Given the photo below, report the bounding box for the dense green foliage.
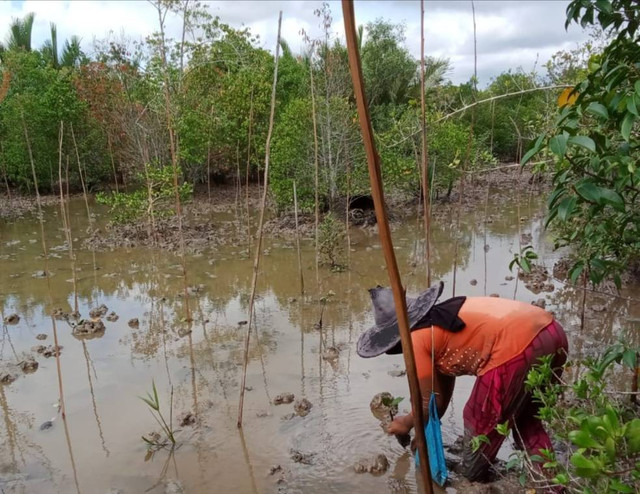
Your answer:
[525,344,640,493]
[96,165,192,224]
[524,0,640,286]
[0,1,604,219]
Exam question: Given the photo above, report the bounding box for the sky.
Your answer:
[0,1,591,86]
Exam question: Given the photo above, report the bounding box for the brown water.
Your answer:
[1,190,639,494]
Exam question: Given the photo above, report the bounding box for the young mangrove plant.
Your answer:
[473,342,640,492]
[96,164,192,224]
[318,213,346,271]
[140,380,177,449]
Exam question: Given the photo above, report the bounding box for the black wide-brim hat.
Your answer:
[356,281,444,358]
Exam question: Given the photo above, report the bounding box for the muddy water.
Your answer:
[1,190,639,494]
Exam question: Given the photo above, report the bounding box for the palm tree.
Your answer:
[60,36,85,68]
[4,13,35,52]
[41,23,59,67]
[41,23,86,69]
[0,12,35,63]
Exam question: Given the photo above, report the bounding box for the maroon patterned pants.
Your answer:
[461,320,568,481]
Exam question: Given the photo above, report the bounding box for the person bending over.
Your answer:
[357,282,568,481]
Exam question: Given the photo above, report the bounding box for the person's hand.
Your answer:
[386,416,411,436]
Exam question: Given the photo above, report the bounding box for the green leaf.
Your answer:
[568,430,603,449]
[586,102,609,119]
[390,396,404,407]
[622,349,637,369]
[569,261,584,283]
[575,181,600,203]
[552,473,569,485]
[625,419,640,453]
[599,188,625,211]
[521,135,544,166]
[610,479,634,493]
[635,80,640,96]
[496,421,510,436]
[557,196,577,221]
[595,0,612,13]
[570,452,599,477]
[621,113,635,141]
[627,96,639,117]
[549,134,568,157]
[568,135,596,152]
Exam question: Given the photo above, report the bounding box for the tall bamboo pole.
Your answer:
[237,11,283,428]
[0,142,11,200]
[22,112,67,421]
[154,0,192,322]
[309,46,321,290]
[452,0,478,297]
[342,2,433,490]
[420,0,431,286]
[293,181,304,295]
[57,123,79,313]
[70,123,92,229]
[107,133,119,193]
[245,88,254,253]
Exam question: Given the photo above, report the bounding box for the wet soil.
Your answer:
[0,194,61,220]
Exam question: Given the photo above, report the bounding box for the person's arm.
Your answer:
[387,371,456,435]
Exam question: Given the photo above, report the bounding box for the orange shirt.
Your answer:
[412,297,553,380]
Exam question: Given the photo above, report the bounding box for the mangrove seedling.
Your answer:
[509,245,538,274]
[382,395,411,448]
[140,380,177,448]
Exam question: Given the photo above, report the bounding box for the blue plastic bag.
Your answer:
[414,393,448,486]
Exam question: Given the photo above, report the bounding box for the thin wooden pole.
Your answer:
[0,142,11,200]
[107,133,119,193]
[452,0,478,298]
[245,88,254,253]
[420,0,431,286]
[22,111,67,420]
[342,2,433,491]
[309,46,320,290]
[70,122,92,229]
[293,181,305,295]
[57,123,79,313]
[154,0,192,322]
[631,356,639,405]
[237,11,283,428]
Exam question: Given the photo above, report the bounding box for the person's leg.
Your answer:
[461,370,508,481]
[512,397,553,454]
[513,322,568,456]
[461,321,568,481]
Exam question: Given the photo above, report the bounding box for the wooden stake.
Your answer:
[309,45,321,290]
[153,0,192,322]
[452,0,478,298]
[22,111,67,420]
[342,2,433,490]
[631,356,639,405]
[57,122,79,313]
[237,11,283,428]
[107,133,119,193]
[245,88,254,253]
[0,142,11,200]
[420,0,431,286]
[70,123,92,229]
[293,181,305,295]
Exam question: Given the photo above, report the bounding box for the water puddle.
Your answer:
[1,189,639,493]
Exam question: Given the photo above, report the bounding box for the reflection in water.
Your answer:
[81,340,109,457]
[238,427,259,494]
[61,415,81,494]
[1,193,639,493]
